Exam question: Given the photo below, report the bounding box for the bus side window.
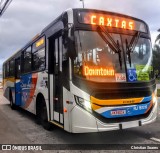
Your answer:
[32,48,45,71]
[32,36,46,72]
[9,59,15,77]
[15,58,21,79]
[4,64,6,78]
[62,35,68,62]
[3,65,5,79]
[54,38,59,74]
[5,62,9,77]
[22,46,32,73]
[59,36,62,72]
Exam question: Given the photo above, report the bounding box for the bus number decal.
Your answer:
[115,73,126,82]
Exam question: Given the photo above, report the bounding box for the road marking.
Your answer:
[150,137,160,143]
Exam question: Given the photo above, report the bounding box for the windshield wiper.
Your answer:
[117,40,122,69]
[126,31,140,67]
[97,26,122,69]
[126,39,131,67]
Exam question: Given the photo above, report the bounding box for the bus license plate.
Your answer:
[111,110,126,115]
[122,121,139,129]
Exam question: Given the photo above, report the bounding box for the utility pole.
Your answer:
[80,0,84,8]
[0,0,12,17]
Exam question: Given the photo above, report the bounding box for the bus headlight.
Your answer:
[153,95,157,104]
[75,96,92,111]
[153,88,157,105]
[152,95,157,105]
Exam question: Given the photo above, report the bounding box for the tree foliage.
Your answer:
[153,39,160,76]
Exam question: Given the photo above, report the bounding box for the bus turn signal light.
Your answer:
[64,108,67,113]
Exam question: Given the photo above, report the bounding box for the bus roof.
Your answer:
[3,8,148,65]
[72,8,146,22]
[41,8,147,34]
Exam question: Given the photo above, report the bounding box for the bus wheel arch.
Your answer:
[36,93,53,130]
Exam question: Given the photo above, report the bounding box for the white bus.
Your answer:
[3,8,158,133]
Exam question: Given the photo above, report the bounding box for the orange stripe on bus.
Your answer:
[90,96,143,106]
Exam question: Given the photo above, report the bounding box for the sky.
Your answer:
[0,0,160,71]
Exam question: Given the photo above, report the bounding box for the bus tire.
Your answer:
[37,97,53,131]
[41,104,53,131]
[36,100,41,125]
[10,91,16,110]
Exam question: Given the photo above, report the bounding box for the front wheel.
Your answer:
[40,99,53,131]
[41,106,52,130]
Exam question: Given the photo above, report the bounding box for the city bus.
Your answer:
[3,8,158,133]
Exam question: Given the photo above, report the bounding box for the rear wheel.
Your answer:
[10,91,16,110]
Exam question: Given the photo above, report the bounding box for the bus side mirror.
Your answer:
[62,27,77,59]
[64,37,76,60]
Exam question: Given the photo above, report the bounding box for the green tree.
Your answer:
[153,34,160,77]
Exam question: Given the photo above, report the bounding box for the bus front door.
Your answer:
[49,34,64,125]
[15,58,21,106]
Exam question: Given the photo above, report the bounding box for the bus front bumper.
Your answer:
[71,100,158,133]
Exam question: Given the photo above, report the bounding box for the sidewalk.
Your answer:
[0,89,9,105]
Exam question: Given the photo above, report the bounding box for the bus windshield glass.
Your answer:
[74,30,154,82]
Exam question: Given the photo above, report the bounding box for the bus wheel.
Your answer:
[36,103,41,125]
[10,92,16,110]
[40,100,53,131]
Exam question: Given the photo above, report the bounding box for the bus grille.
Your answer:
[93,90,152,100]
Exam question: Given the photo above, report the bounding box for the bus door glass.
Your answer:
[53,35,63,124]
[15,58,21,105]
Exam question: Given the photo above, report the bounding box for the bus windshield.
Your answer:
[74,30,154,82]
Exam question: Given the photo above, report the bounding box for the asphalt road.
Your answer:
[0,89,160,153]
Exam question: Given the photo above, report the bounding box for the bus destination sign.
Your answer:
[78,12,147,32]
